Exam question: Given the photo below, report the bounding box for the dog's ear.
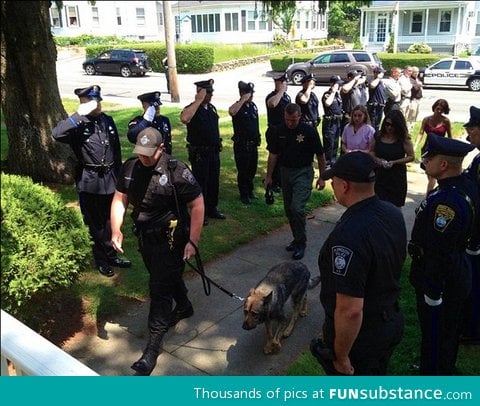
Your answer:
[263,291,273,304]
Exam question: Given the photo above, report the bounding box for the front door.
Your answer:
[376,13,387,43]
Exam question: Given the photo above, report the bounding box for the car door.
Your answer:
[309,53,333,82]
[452,60,476,86]
[94,51,113,73]
[423,59,454,85]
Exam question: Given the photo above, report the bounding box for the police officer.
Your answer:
[111,128,205,376]
[462,106,480,344]
[409,134,478,374]
[228,81,261,204]
[295,73,321,128]
[127,91,172,155]
[341,70,367,132]
[180,79,225,224]
[266,72,291,193]
[310,152,406,375]
[264,103,326,260]
[367,67,386,133]
[322,76,344,167]
[52,85,131,277]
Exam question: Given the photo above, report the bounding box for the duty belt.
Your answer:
[323,114,342,120]
[83,162,115,173]
[367,102,385,107]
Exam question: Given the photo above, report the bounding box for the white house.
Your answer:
[360,1,480,54]
[49,1,328,45]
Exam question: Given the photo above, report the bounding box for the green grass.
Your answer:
[286,257,480,376]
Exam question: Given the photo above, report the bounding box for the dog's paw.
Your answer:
[263,340,281,354]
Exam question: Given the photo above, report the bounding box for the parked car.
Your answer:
[82,49,151,78]
[285,50,383,85]
[418,56,480,91]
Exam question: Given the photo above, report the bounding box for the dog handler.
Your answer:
[111,128,204,375]
[310,152,406,375]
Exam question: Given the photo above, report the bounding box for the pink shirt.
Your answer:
[342,123,375,152]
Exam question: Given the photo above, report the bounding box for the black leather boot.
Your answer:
[131,334,163,376]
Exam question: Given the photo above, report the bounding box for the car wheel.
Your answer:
[121,66,132,78]
[138,72,146,77]
[291,71,306,85]
[467,78,480,91]
[85,64,96,76]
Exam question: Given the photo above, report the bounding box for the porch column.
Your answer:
[424,9,429,43]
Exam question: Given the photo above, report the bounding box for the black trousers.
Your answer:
[321,118,342,166]
[462,254,480,339]
[78,192,117,267]
[322,305,404,375]
[233,142,258,198]
[189,147,220,215]
[138,228,190,336]
[367,104,385,133]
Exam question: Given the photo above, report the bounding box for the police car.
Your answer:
[419,56,480,91]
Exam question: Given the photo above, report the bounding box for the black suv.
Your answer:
[82,49,151,78]
[286,50,382,85]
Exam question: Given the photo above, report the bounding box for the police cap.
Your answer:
[133,128,164,157]
[374,66,386,73]
[300,73,315,84]
[238,81,255,93]
[194,79,214,92]
[321,151,376,183]
[421,133,475,158]
[463,106,480,128]
[347,70,359,79]
[272,72,288,82]
[74,85,102,101]
[137,91,162,105]
[329,75,344,85]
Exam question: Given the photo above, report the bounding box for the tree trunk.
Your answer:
[1,1,75,183]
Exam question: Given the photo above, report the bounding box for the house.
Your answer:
[49,1,328,45]
[360,1,480,54]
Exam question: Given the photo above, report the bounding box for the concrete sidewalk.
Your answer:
[63,167,430,376]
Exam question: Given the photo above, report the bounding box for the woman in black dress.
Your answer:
[369,110,415,207]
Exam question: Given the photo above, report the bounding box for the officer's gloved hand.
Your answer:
[424,294,442,307]
[143,105,156,122]
[77,100,98,116]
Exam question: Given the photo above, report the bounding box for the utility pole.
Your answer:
[163,1,179,102]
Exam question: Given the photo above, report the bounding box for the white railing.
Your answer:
[0,309,98,376]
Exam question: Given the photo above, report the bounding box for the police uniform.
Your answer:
[231,81,261,204]
[322,76,344,167]
[312,152,406,375]
[266,73,291,191]
[115,128,202,374]
[52,85,129,277]
[367,67,386,133]
[341,70,366,130]
[266,113,324,257]
[127,91,172,154]
[409,134,478,374]
[462,106,480,343]
[184,79,225,220]
[295,73,321,128]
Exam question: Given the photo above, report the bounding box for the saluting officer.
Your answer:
[266,72,291,193]
[462,106,480,344]
[409,134,478,375]
[111,128,204,376]
[180,79,225,225]
[366,66,386,133]
[311,152,406,375]
[295,73,321,128]
[322,75,344,168]
[52,85,131,277]
[228,81,261,204]
[127,91,172,154]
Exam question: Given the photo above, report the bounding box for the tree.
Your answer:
[1,1,75,183]
[271,7,296,38]
[327,1,371,40]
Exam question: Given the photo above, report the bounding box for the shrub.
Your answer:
[273,33,290,48]
[408,43,432,54]
[1,174,91,327]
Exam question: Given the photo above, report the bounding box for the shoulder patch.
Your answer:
[331,246,353,277]
[182,168,196,184]
[434,204,455,232]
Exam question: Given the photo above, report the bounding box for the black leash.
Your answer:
[185,240,245,302]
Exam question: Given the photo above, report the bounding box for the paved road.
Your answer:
[57,56,477,124]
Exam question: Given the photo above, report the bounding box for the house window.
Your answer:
[476,11,480,36]
[136,8,145,26]
[50,6,62,28]
[259,12,267,30]
[66,6,79,26]
[225,13,239,31]
[157,11,164,26]
[247,10,255,30]
[92,7,99,27]
[411,11,423,33]
[116,8,122,25]
[439,10,452,33]
[305,11,309,29]
[192,14,220,33]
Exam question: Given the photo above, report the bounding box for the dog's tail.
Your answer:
[308,275,321,289]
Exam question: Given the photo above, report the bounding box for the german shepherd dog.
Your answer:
[242,261,320,354]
